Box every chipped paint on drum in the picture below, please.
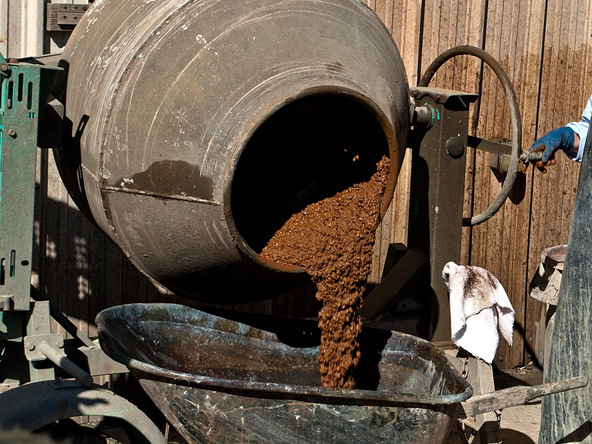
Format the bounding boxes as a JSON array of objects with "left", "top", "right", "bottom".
[{"left": 56, "top": 0, "right": 410, "bottom": 301}]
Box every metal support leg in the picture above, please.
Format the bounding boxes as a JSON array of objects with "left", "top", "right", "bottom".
[{"left": 409, "top": 88, "right": 478, "bottom": 343}]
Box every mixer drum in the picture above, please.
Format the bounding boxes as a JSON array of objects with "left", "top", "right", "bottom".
[{"left": 56, "top": 0, "right": 410, "bottom": 301}]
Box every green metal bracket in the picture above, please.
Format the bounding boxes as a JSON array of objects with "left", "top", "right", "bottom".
[
  {"left": 0, "top": 53, "right": 62, "bottom": 312},
  {"left": 0, "top": 54, "right": 10, "bottom": 79}
]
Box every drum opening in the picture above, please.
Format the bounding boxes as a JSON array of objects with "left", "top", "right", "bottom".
[{"left": 231, "top": 93, "right": 391, "bottom": 254}]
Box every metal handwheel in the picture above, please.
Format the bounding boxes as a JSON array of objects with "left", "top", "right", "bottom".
[{"left": 419, "top": 45, "right": 522, "bottom": 226}]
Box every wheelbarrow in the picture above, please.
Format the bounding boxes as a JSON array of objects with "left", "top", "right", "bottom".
[{"left": 96, "top": 304, "right": 586, "bottom": 444}]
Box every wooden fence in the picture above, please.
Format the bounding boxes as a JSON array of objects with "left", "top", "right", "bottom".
[
  {"left": 370, "top": 0, "right": 592, "bottom": 368},
  {"left": 3, "top": 0, "right": 591, "bottom": 369}
]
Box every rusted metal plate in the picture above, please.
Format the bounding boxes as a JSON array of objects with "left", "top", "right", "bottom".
[
  {"left": 97, "top": 304, "right": 472, "bottom": 443},
  {"left": 46, "top": 4, "right": 89, "bottom": 31}
]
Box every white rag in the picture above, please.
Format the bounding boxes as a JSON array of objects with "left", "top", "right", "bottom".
[{"left": 442, "top": 261, "right": 514, "bottom": 364}]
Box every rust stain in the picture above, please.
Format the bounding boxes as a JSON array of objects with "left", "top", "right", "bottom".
[{"left": 115, "top": 160, "right": 214, "bottom": 200}]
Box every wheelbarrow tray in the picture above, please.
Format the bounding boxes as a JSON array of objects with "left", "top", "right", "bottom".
[{"left": 96, "top": 303, "right": 472, "bottom": 444}]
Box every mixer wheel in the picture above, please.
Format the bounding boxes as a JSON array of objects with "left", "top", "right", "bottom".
[{"left": 419, "top": 45, "right": 522, "bottom": 226}]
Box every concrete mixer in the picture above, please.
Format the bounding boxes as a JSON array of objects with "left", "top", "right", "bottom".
[
  {"left": 2, "top": 1, "right": 584, "bottom": 443},
  {"left": 54, "top": 0, "right": 410, "bottom": 302}
]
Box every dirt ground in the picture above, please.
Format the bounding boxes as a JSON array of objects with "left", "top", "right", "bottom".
[{"left": 447, "top": 363, "right": 544, "bottom": 444}]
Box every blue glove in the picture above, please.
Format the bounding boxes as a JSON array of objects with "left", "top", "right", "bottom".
[{"left": 529, "top": 126, "right": 575, "bottom": 163}]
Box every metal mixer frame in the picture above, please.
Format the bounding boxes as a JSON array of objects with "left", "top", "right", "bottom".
[
  {"left": 0, "top": 40, "right": 582, "bottom": 444},
  {"left": 0, "top": 53, "right": 166, "bottom": 443}
]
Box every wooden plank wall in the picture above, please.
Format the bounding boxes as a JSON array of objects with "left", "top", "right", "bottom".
[
  {"left": 4, "top": 0, "right": 591, "bottom": 369},
  {"left": 368, "top": 0, "right": 592, "bottom": 368}
]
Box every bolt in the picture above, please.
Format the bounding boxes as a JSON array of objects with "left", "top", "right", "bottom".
[
  {"left": 414, "top": 105, "right": 436, "bottom": 128},
  {"left": 27, "top": 342, "right": 35, "bottom": 351},
  {"left": 445, "top": 136, "right": 465, "bottom": 158},
  {"left": 0, "top": 64, "right": 8, "bottom": 72},
  {"left": 7, "top": 129, "right": 16, "bottom": 138}
]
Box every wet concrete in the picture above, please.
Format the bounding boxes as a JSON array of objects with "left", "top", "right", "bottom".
[{"left": 261, "top": 158, "right": 390, "bottom": 388}]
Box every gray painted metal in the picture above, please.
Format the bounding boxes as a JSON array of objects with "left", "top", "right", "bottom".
[
  {"left": 539, "top": 112, "right": 592, "bottom": 443},
  {"left": 0, "top": 380, "right": 166, "bottom": 444},
  {"left": 55, "top": 0, "right": 410, "bottom": 302},
  {"left": 96, "top": 303, "right": 472, "bottom": 444}
]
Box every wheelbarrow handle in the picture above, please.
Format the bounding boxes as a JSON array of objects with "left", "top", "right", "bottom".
[{"left": 459, "top": 375, "right": 588, "bottom": 418}]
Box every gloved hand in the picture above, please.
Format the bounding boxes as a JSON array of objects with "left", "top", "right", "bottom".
[{"left": 526, "top": 126, "right": 575, "bottom": 172}]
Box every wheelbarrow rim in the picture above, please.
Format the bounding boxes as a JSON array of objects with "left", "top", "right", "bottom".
[{"left": 114, "top": 350, "right": 472, "bottom": 407}]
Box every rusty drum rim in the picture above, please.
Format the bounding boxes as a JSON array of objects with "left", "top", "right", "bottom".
[{"left": 223, "top": 86, "right": 402, "bottom": 275}]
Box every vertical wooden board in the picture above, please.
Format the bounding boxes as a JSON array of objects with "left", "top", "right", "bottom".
[
  {"left": 103, "top": 240, "right": 124, "bottom": 309},
  {"left": 459, "top": 1, "right": 487, "bottom": 267},
  {"left": 517, "top": 0, "right": 547, "bottom": 322},
  {"left": 518, "top": 0, "right": 546, "bottom": 150},
  {"left": 391, "top": 0, "right": 422, "bottom": 255},
  {"left": 392, "top": 148, "right": 412, "bottom": 244},
  {"left": 122, "top": 257, "right": 142, "bottom": 304},
  {"left": 530, "top": 0, "right": 572, "bottom": 297},
  {"left": 522, "top": 0, "right": 590, "bottom": 367},
  {"left": 508, "top": 0, "right": 544, "bottom": 368},
  {"left": 382, "top": 0, "right": 395, "bottom": 36},
  {"left": 388, "top": 0, "right": 422, "bottom": 251},
  {"left": 418, "top": 0, "right": 440, "bottom": 85},
  {"left": 2, "top": 0, "right": 45, "bottom": 57},
  {"left": 33, "top": 150, "right": 49, "bottom": 295},
  {"left": 0, "top": 0, "right": 8, "bottom": 56},
  {"left": 507, "top": 0, "right": 545, "bottom": 368},
  {"left": 373, "top": 0, "right": 388, "bottom": 32},
  {"left": 489, "top": 0, "right": 522, "bottom": 367},
  {"left": 470, "top": 148, "right": 491, "bottom": 268},
  {"left": 87, "top": 224, "right": 105, "bottom": 338},
  {"left": 368, "top": 0, "right": 420, "bottom": 284},
  {"left": 470, "top": 0, "right": 499, "bottom": 278},
  {"left": 436, "top": 0, "right": 451, "bottom": 87},
  {"left": 468, "top": 0, "right": 539, "bottom": 367},
  {"left": 65, "top": 195, "right": 92, "bottom": 336},
  {"left": 558, "top": 0, "right": 589, "bottom": 241},
  {"left": 364, "top": 0, "right": 377, "bottom": 12},
  {"left": 43, "top": 158, "right": 73, "bottom": 338},
  {"left": 477, "top": 1, "right": 499, "bottom": 299},
  {"left": 506, "top": 2, "right": 545, "bottom": 364},
  {"left": 393, "top": 0, "right": 423, "bottom": 86},
  {"left": 482, "top": 0, "right": 505, "bottom": 141}
]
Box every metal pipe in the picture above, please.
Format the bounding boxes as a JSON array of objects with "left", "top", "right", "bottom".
[
  {"left": 37, "top": 341, "right": 93, "bottom": 387},
  {"left": 418, "top": 45, "right": 522, "bottom": 226}
]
